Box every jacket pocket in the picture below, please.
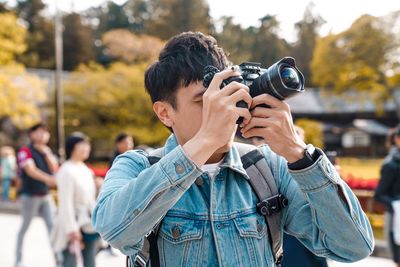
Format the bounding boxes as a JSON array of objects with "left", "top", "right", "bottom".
[
  {"left": 233, "top": 213, "right": 273, "bottom": 267},
  {"left": 158, "top": 216, "right": 204, "bottom": 267}
]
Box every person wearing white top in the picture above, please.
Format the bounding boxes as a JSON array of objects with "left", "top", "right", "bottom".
[{"left": 51, "top": 133, "right": 99, "bottom": 267}]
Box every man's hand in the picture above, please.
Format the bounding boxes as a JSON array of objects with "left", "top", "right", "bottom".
[
  {"left": 183, "top": 69, "right": 252, "bottom": 166},
  {"left": 34, "top": 144, "right": 59, "bottom": 173},
  {"left": 240, "top": 94, "right": 306, "bottom": 163}
]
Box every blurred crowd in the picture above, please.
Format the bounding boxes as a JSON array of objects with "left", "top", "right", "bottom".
[{"left": 0, "top": 122, "right": 139, "bottom": 267}]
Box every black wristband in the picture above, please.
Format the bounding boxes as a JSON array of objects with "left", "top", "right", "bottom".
[{"left": 288, "top": 145, "right": 320, "bottom": 170}]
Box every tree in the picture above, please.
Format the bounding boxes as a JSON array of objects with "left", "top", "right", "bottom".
[
  {"left": 215, "top": 17, "right": 253, "bottom": 64},
  {"left": 124, "top": 0, "right": 153, "bottom": 33},
  {"left": 295, "top": 118, "right": 324, "bottom": 148},
  {"left": 250, "top": 15, "right": 290, "bottom": 66},
  {"left": 16, "top": 0, "right": 55, "bottom": 68},
  {"left": 0, "top": 64, "right": 47, "bottom": 128},
  {"left": 63, "top": 13, "right": 95, "bottom": 70},
  {"left": 101, "top": 29, "right": 164, "bottom": 64},
  {"left": 311, "top": 14, "right": 399, "bottom": 116},
  {"left": 291, "top": 3, "right": 325, "bottom": 86},
  {"left": 16, "top": 0, "right": 45, "bottom": 32},
  {"left": 0, "top": 12, "right": 26, "bottom": 65},
  {"left": 85, "top": 1, "right": 130, "bottom": 34},
  {"left": 312, "top": 15, "right": 394, "bottom": 92},
  {"left": 63, "top": 63, "right": 170, "bottom": 151},
  {"left": 144, "top": 0, "right": 214, "bottom": 40},
  {"left": 0, "top": 2, "right": 9, "bottom": 12}
]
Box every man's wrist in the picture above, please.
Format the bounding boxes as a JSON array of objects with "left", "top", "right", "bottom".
[
  {"left": 285, "top": 142, "right": 306, "bottom": 164},
  {"left": 182, "top": 135, "right": 218, "bottom": 166}
]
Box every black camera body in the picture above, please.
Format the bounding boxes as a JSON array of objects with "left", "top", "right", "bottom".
[{"left": 203, "top": 57, "right": 305, "bottom": 110}]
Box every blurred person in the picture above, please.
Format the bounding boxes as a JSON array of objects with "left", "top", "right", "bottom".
[
  {"left": 104, "top": 133, "right": 134, "bottom": 256},
  {"left": 135, "top": 144, "right": 155, "bottom": 154},
  {"left": 109, "top": 133, "right": 134, "bottom": 167},
  {"left": 375, "top": 126, "right": 400, "bottom": 267},
  {"left": 1, "top": 146, "right": 17, "bottom": 201},
  {"left": 384, "top": 126, "right": 398, "bottom": 164},
  {"left": 92, "top": 32, "right": 373, "bottom": 266},
  {"left": 51, "top": 133, "right": 100, "bottom": 267},
  {"left": 15, "top": 123, "right": 58, "bottom": 267}
]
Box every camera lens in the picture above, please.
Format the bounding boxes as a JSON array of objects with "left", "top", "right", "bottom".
[{"left": 280, "top": 67, "right": 300, "bottom": 89}]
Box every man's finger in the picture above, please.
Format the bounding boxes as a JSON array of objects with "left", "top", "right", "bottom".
[
  {"left": 251, "top": 107, "right": 279, "bottom": 118},
  {"left": 241, "top": 117, "right": 276, "bottom": 133},
  {"left": 235, "top": 107, "right": 252, "bottom": 125},
  {"left": 241, "top": 127, "right": 266, "bottom": 139},
  {"left": 228, "top": 88, "right": 252, "bottom": 108},
  {"left": 220, "top": 81, "right": 250, "bottom": 96},
  {"left": 207, "top": 69, "right": 241, "bottom": 92},
  {"left": 250, "top": 94, "right": 283, "bottom": 109}
]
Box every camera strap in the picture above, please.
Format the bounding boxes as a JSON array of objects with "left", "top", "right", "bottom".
[{"left": 129, "top": 143, "right": 287, "bottom": 267}]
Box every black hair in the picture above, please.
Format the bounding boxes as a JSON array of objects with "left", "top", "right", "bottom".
[
  {"left": 65, "top": 132, "right": 89, "bottom": 160},
  {"left": 144, "top": 31, "right": 230, "bottom": 109},
  {"left": 115, "top": 133, "right": 130, "bottom": 144},
  {"left": 28, "top": 123, "right": 47, "bottom": 134}
]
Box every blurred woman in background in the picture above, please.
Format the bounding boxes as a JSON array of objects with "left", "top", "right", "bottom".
[{"left": 51, "top": 132, "right": 99, "bottom": 267}]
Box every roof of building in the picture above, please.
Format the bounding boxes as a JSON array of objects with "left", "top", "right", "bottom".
[{"left": 286, "top": 88, "right": 398, "bottom": 114}]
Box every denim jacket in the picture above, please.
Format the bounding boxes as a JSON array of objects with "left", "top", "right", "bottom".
[{"left": 92, "top": 135, "right": 374, "bottom": 266}]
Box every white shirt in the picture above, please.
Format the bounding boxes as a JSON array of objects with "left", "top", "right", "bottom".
[
  {"left": 201, "top": 158, "right": 224, "bottom": 179},
  {"left": 51, "top": 160, "right": 96, "bottom": 251}
]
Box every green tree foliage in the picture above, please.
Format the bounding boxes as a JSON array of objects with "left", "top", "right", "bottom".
[
  {"left": 101, "top": 29, "right": 164, "bottom": 64},
  {"left": 0, "top": 12, "right": 26, "bottom": 65},
  {"left": 0, "top": 64, "right": 47, "bottom": 128},
  {"left": 250, "top": 15, "right": 290, "bottom": 66},
  {"left": 295, "top": 118, "right": 324, "bottom": 148},
  {"left": 63, "top": 13, "right": 95, "bottom": 70},
  {"left": 124, "top": 0, "right": 152, "bottom": 33},
  {"left": 135, "top": 0, "right": 214, "bottom": 40},
  {"left": 16, "top": 0, "right": 55, "bottom": 68},
  {"left": 86, "top": 1, "right": 130, "bottom": 35},
  {"left": 215, "top": 17, "right": 253, "bottom": 64},
  {"left": 291, "top": 3, "right": 325, "bottom": 86},
  {"left": 63, "top": 63, "right": 170, "bottom": 149}
]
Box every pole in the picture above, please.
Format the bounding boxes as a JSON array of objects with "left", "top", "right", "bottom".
[{"left": 55, "top": 1, "right": 65, "bottom": 161}]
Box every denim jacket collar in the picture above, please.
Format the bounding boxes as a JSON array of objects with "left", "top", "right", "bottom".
[{"left": 164, "top": 134, "right": 249, "bottom": 179}]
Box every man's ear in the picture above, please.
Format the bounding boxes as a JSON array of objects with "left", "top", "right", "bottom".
[{"left": 153, "top": 101, "right": 174, "bottom": 128}]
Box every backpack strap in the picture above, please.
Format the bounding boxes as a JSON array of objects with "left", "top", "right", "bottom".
[
  {"left": 128, "top": 148, "right": 164, "bottom": 267},
  {"left": 235, "top": 142, "right": 288, "bottom": 267}
]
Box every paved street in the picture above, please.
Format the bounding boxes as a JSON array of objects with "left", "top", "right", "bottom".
[{"left": 0, "top": 213, "right": 394, "bottom": 267}]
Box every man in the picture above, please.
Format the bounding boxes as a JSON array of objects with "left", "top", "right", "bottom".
[
  {"left": 109, "top": 133, "right": 134, "bottom": 167},
  {"left": 93, "top": 32, "right": 374, "bottom": 266},
  {"left": 15, "top": 123, "right": 58, "bottom": 267}
]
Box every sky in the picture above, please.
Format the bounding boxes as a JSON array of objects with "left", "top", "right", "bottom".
[{"left": 7, "top": 0, "right": 400, "bottom": 42}]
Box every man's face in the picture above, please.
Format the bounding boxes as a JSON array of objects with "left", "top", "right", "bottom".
[
  {"left": 30, "top": 127, "right": 50, "bottom": 145},
  {"left": 117, "top": 136, "right": 134, "bottom": 153},
  {"left": 169, "top": 81, "right": 235, "bottom": 153}
]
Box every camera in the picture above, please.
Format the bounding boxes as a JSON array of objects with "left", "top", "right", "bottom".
[{"left": 203, "top": 57, "right": 305, "bottom": 123}]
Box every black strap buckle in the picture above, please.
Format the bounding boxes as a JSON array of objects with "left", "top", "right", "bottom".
[
  {"left": 275, "top": 253, "right": 284, "bottom": 267},
  {"left": 257, "top": 194, "right": 288, "bottom": 216},
  {"left": 134, "top": 253, "right": 147, "bottom": 267}
]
